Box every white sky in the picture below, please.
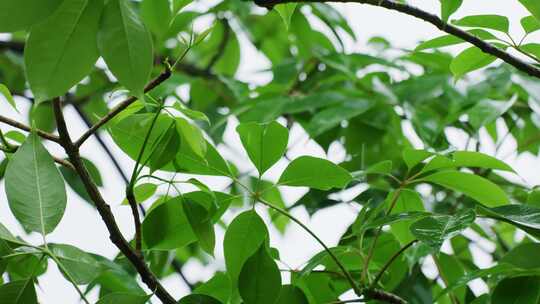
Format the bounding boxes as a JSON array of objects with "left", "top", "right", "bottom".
[{"left": 1, "top": 1, "right": 539, "bottom": 303}]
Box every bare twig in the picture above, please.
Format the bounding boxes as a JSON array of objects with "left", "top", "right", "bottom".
[
  {"left": 0, "top": 144, "right": 74, "bottom": 170},
  {"left": 370, "top": 240, "right": 417, "bottom": 287},
  {"left": 0, "top": 115, "right": 61, "bottom": 143}
]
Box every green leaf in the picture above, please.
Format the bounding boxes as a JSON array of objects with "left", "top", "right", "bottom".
[
  {"left": 275, "top": 285, "right": 309, "bottom": 304},
  {"left": 466, "top": 95, "right": 516, "bottom": 130},
  {"left": 238, "top": 245, "right": 282, "bottom": 304},
  {"left": 223, "top": 210, "right": 268, "bottom": 287},
  {"left": 453, "top": 14, "right": 509, "bottom": 32},
  {"left": 278, "top": 156, "right": 352, "bottom": 190},
  {"left": 148, "top": 123, "right": 181, "bottom": 172},
  {"left": 193, "top": 272, "right": 231, "bottom": 304},
  {"left": 450, "top": 46, "right": 498, "bottom": 79},
  {"left": 402, "top": 148, "right": 433, "bottom": 170},
  {"left": 451, "top": 151, "right": 514, "bottom": 172},
  {"left": 275, "top": 3, "right": 297, "bottom": 30},
  {"left": 0, "top": 0, "right": 63, "bottom": 33},
  {"left": 521, "top": 43, "right": 540, "bottom": 60},
  {"left": 236, "top": 121, "right": 289, "bottom": 176},
  {"left": 142, "top": 197, "right": 196, "bottom": 250},
  {"left": 477, "top": 204, "right": 540, "bottom": 238},
  {"left": 141, "top": 0, "right": 172, "bottom": 38},
  {"left": 410, "top": 209, "right": 475, "bottom": 250},
  {"left": 492, "top": 276, "right": 540, "bottom": 304},
  {"left": 365, "top": 160, "right": 393, "bottom": 175},
  {"left": 5, "top": 133, "right": 67, "bottom": 235},
  {"left": 24, "top": 0, "right": 103, "bottom": 102},
  {"left": 390, "top": 189, "right": 426, "bottom": 245},
  {"left": 96, "top": 292, "right": 151, "bottom": 304},
  {"left": 0, "top": 84, "right": 17, "bottom": 112},
  {"left": 415, "top": 29, "right": 496, "bottom": 51},
  {"left": 122, "top": 183, "right": 157, "bottom": 205},
  {"left": 183, "top": 198, "right": 216, "bottom": 255},
  {"left": 521, "top": 16, "right": 540, "bottom": 33},
  {"left": 440, "top": 0, "right": 462, "bottom": 22},
  {"left": 49, "top": 243, "right": 100, "bottom": 284},
  {"left": 176, "top": 117, "right": 206, "bottom": 158},
  {"left": 501, "top": 242, "right": 540, "bottom": 269},
  {"left": 306, "top": 98, "right": 374, "bottom": 137},
  {"left": 421, "top": 171, "right": 509, "bottom": 206},
  {"left": 519, "top": 0, "right": 540, "bottom": 23},
  {"left": 98, "top": 0, "right": 153, "bottom": 96},
  {"left": 0, "top": 279, "right": 37, "bottom": 304},
  {"left": 60, "top": 158, "right": 103, "bottom": 203},
  {"left": 178, "top": 294, "right": 223, "bottom": 304}
]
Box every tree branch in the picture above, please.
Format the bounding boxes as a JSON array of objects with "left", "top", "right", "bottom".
[
  {"left": 51, "top": 98, "right": 176, "bottom": 304},
  {"left": 75, "top": 66, "right": 172, "bottom": 147},
  {"left": 0, "top": 144, "right": 75, "bottom": 170},
  {"left": 126, "top": 190, "right": 142, "bottom": 254},
  {"left": 252, "top": 0, "right": 540, "bottom": 79},
  {"left": 0, "top": 115, "right": 61, "bottom": 143}
]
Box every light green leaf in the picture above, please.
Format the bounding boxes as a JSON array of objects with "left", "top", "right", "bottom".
[
  {"left": 453, "top": 14, "right": 509, "bottom": 32},
  {"left": 5, "top": 133, "right": 67, "bottom": 235},
  {"left": 365, "top": 160, "right": 393, "bottom": 175},
  {"left": 422, "top": 171, "right": 509, "bottom": 206},
  {"left": 96, "top": 292, "right": 151, "bottom": 304},
  {"left": 122, "top": 183, "right": 157, "bottom": 205},
  {"left": 141, "top": 0, "right": 171, "bottom": 38},
  {"left": 390, "top": 189, "right": 425, "bottom": 245},
  {"left": 176, "top": 117, "right": 206, "bottom": 158},
  {"left": 492, "top": 276, "right": 540, "bottom": 304},
  {"left": 450, "top": 46, "right": 499, "bottom": 79},
  {"left": 402, "top": 148, "right": 433, "bottom": 170},
  {"left": 237, "top": 121, "right": 289, "bottom": 176},
  {"left": 415, "top": 29, "right": 496, "bottom": 51},
  {"left": 174, "top": 103, "right": 210, "bottom": 124},
  {"left": 193, "top": 272, "right": 231, "bottom": 304},
  {"left": 306, "top": 99, "right": 374, "bottom": 137},
  {"left": 142, "top": 197, "right": 196, "bottom": 250},
  {"left": 275, "top": 3, "right": 297, "bottom": 30},
  {"left": 0, "top": 0, "right": 63, "bottom": 33},
  {"left": 98, "top": 0, "right": 153, "bottom": 96},
  {"left": 275, "top": 285, "right": 309, "bottom": 304},
  {"left": 451, "top": 151, "right": 514, "bottom": 172},
  {"left": 521, "top": 43, "right": 540, "bottom": 60},
  {"left": 519, "top": 0, "right": 540, "bottom": 23},
  {"left": 147, "top": 123, "right": 181, "bottom": 172},
  {"left": 466, "top": 95, "right": 516, "bottom": 130},
  {"left": 49, "top": 243, "right": 101, "bottom": 284},
  {"left": 173, "top": 0, "right": 193, "bottom": 14},
  {"left": 223, "top": 210, "right": 268, "bottom": 287},
  {"left": 410, "top": 209, "right": 475, "bottom": 250},
  {"left": 24, "top": 0, "right": 103, "bottom": 102},
  {"left": 0, "top": 84, "right": 17, "bottom": 112},
  {"left": 239, "top": 245, "right": 282, "bottom": 304},
  {"left": 178, "top": 294, "right": 223, "bottom": 304},
  {"left": 521, "top": 16, "right": 540, "bottom": 33},
  {"left": 279, "top": 156, "right": 352, "bottom": 190},
  {"left": 440, "top": 0, "right": 462, "bottom": 22},
  {"left": 0, "top": 279, "right": 37, "bottom": 304},
  {"left": 183, "top": 198, "right": 216, "bottom": 255},
  {"left": 477, "top": 204, "right": 540, "bottom": 238}
]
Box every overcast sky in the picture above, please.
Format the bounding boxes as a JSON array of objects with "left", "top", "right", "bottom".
[{"left": 1, "top": 1, "right": 539, "bottom": 303}]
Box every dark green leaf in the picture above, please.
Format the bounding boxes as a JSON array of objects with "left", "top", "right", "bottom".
[
  {"left": 278, "top": 156, "right": 352, "bottom": 190},
  {"left": 275, "top": 285, "right": 309, "bottom": 304},
  {"left": 0, "top": 0, "right": 62, "bottom": 32},
  {"left": 0, "top": 279, "right": 37, "bottom": 304},
  {"left": 96, "top": 292, "right": 150, "bottom": 304},
  {"left": 478, "top": 205, "right": 540, "bottom": 238},
  {"left": 492, "top": 276, "right": 540, "bottom": 304},
  {"left": 183, "top": 198, "right": 216, "bottom": 255},
  {"left": 410, "top": 209, "right": 475, "bottom": 250},
  {"left": 193, "top": 272, "right": 231, "bottom": 304},
  {"left": 49, "top": 243, "right": 101, "bottom": 284},
  {"left": 141, "top": 0, "right": 171, "bottom": 38},
  {"left": 238, "top": 245, "right": 282, "bottom": 304},
  {"left": 178, "top": 294, "right": 223, "bottom": 304},
  {"left": 274, "top": 3, "right": 297, "bottom": 30}
]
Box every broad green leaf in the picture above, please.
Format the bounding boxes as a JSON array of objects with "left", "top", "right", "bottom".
[
  {"left": 521, "top": 16, "right": 540, "bottom": 33},
  {"left": 223, "top": 210, "right": 268, "bottom": 286},
  {"left": 278, "top": 156, "right": 352, "bottom": 190},
  {"left": 176, "top": 117, "right": 206, "bottom": 158},
  {"left": 420, "top": 155, "right": 455, "bottom": 173},
  {"left": 451, "top": 151, "right": 514, "bottom": 172},
  {"left": 410, "top": 209, "right": 475, "bottom": 250},
  {"left": 492, "top": 276, "right": 540, "bottom": 304},
  {"left": 415, "top": 29, "right": 496, "bottom": 51},
  {"left": 236, "top": 121, "right": 289, "bottom": 176},
  {"left": 183, "top": 198, "right": 215, "bottom": 255},
  {"left": 193, "top": 272, "right": 231, "bottom": 304},
  {"left": 5, "top": 133, "right": 67, "bottom": 235},
  {"left": 142, "top": 197, "right": 196, "bottom": 250},
  {"left": 122, "top": 183, "right": 157, "bottom": 205},
  {"left": 178, "top": 294, "right": 223, "bottom": 304},
  {"left": 49, "top": 243, "right": 100, "bottom": 284},
  {"left": 275, "top": 3, "right": 297, "bottom": 30},
  {"left": 450, "top": 46, "right": 498, "bottom": 79},
  {"left": 402, "top": 148, "right": 433, "bottom": 169},
  {"left": 0, "top": 279, "right": 37, "bottom": 304},
  {"left": 365, "top": 160, "right": 392, "bottom": 175},
  {"left": 436, "top": 253, "right": 467, "bottom": 302},
  {"left": 501, "top": 243, "right": 540, "bottom": 269},
  {"left": 478, "top": 205, "right": 540, "bottom": 238},
  {"left": 521, "top": 43, "right": 540, "bottom": 60},
  {"left": 96, "top": 293, "right": 151, "bottom": 304},
  {"left": 466, "top": 95, "right": 516, "bottom": 130},
  {"left": 0, "top": 0, "right": 62, "bottom": 32},
  {"left": 24, "top": 0, "right": 103, "bottom": 102},
  {"left": 422, "top": 171, "right": 508, "bottom": 206},
  {"left": 174, "top": 0, "right": 193, "bottom": 14},
  {"left": 440, "top": 0, "right": 462, "bottom": 22},
  {"left": 238, "top": 245, "right": 282, "bottom": 304},
  {"left": 275, "top": 285, "right": 309, "bottom": 304},
  {"left": 519, "top": 0, "right": 540, "bottom": 23},
  {"left": 148, "top": 123, "right": 181, "bottom": 172},
  {"left": 174, "top": 140, "right": 232, "bottom": 176},
  {"left": 0, "top": 84, "right": 17, "bottom": 112},
  {"left": 98, "top": 0, "right": 153, "bottom": 96},
  {"left": 141, "top": 0, "right": 172, "bottom": 38},
  {"left": 453, "top": 14, "right": 509, "bottom": 32},
  {"left": 390, "top": 189, "right": 425, "bottom": 245}
]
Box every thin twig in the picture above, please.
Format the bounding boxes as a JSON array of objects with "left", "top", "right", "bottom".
[
  {"left": 0, "top": 115, "right": 61, "bottom": 143},
  {"left": 370, "top": 239, "right": 417, "bottom": 287},
  {"left": 0, "top": 144, "right": 74, "bottom": 170}
]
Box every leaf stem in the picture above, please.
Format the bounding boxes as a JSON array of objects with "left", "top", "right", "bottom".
[{"left": 370, "top": 239, "right": 417, "bottom": 288}]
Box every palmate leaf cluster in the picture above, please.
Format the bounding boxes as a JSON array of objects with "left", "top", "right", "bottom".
[{"left": 1, "top": 0, "right": 540, "bottom": 303}]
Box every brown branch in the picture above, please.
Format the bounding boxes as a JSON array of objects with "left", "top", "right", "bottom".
[
  {"left": 126, "top": 190, "right": 142, "bottom": 254},
  {"left": 363, "top": 288, "right": 407, "bottom": 304},
  {"left": 0, "top": 144, "right": 74, "bottom": 170},
  {"left": 0, "top": 115, "right": 61, "bottom": 143},
  {"left": 51, "top": 99, "right": 176, "bottom": 304},
  {"left": 253, "top": 0, "right": 540, "bottom": 79},
  {"left": 75, "top": 66, "right": 172, "bottom": 147}
]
